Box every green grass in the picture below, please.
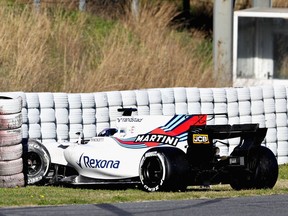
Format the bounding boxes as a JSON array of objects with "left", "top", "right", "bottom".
[
  {"left": 279, "top": 164, "right": 288, "bottom": 179},
  {"left": 1, "top": 165, "right": 288, "bottom": 208}
]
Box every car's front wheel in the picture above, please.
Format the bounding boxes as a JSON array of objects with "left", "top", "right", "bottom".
[
  {"left": 139, "top": 147, "right": 189, "bottom": 192},
  {"left": 23, "top": 139, "right": 51, "bottom": 185}
]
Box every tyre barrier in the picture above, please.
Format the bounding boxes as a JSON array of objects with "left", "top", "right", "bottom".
[
  {"left": 0, "top": 96, "right": 24, "bottom": 188},
  {"left": 1, "top": 85, "right": 288, "bottom": 165}
]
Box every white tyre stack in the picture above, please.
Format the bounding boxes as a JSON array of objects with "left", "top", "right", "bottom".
[
  {"left": 68, "top": 93, "right": 82, "bottom": 141},
  {"left": 94, "top": 92, "right": 108, "bottom": 108},
  {"left": 148, "top": 89, "right": 162, "bottom": 115},
  {"left": 137, "top": 105, "right": 150, "bottom": 116},
  {"left": 200, "top": 88, "right": 214, "bottom": 125},
  {"left": 95, "top": 107, "right": 109, "bottom": 123},
  {"left": 69, "top": 103, "right": 83, "bottom": 142},
  {"left": 40, "top": 97, "right": 56, "bottom": 142},
  {"left": 83, "top": 124, "right": 96, "bottom": 139},
  {"left": 0, "top": 96, "right": 25, "bottom": 188},
  {"left": 81, "top": 93, "right": 95, "bottom": 109},
  {"left": 161, "top": 88, "right": 175, "bottom": 116},
  {"left": 37, "top": 92, "right": 56, "bottom": 142},
  {"left": 238, "top": 101, "right": 251, "bottom": 118},
  {"left": 226, "top": 88, "right": 239, "bottom": 127},
  {"left": 82, "top": 108, "right": 96, "bottom": 125},
  {"left": 160, "top": 88, "right": 174, "bottom": 104},
  {"left": 107, "top": 91, "right": 122, "bottom": 126},
  {"left": 28, "top": 123, "right": 41, "bottom": 140},
  {"left": 82, "top": 108, "right": 96, "bottom": 138},
  {"left": 69, "top": 124, "right": 83, "bottom": 142},
  {"left": 174, "top": 87, "right": 188, "bottom": 114},
  {"left": 250, "top": 87, "right": 265, "bottom": 129},
  {"left": 135, "top": 90, "right": 150, "bottom": 115},
  {"left": 266, "top": 126, "right": 277, "bottom": 164},
  {"left": 120, "top": 90, "right": 137, "bottom": 116},
  {"left": 81, "top": 93, "right": 96, "bottom": 140},
  {"left": 263, "top": 86, "right": 276, "bottom": 130},
  {"left": 109, "top": 106, "right": 124, "bottom": 122},
  {"left": 69, "top": 102, "right": 83, "bottom": 124},
  {"left": 226, "top": 88, "right": 240, "bottom": 153},
  {"left": 237, "top": 88, "right": 252, "bottom": 124},
  {"left": 263, "top": 86, "right": 276, "bottom": 124},
  {"left": 54, "top": 93, "right": 69, "bottom": 141},
  {"left": 26, "top": 93, "right": 40, "bottom": 140},
  {"left": 274, "top": 86, "right": 288, "bottom": 163},
  {"left": 56, "top": 124, "right": 69, "bottom": 141},
  {"left": 38, "top": 93, "right": 56, "bottom": 143},
  {"left": 213, "top": 88, "right": 228, "bottom": 125},
  {"left": 121, "top": 90, "right": 137, "bottom": 107},
  {"left": 94, "top": 92, "right": 109, "bottom": 135},
  {"left": 175, "top": 102, "right": 188, "bottom": 115},
  {"left": 68, "top": 93, "right": 82, "bottom": 109},
  {"left": 38, "top": 92, "right": 54, "bottom": 109},
  {"left": 211, "top": 88, "right": 228, "bottom": 154},
  {"left": 186, "top": 88, "right": 201, "bottom": 115},
  {"left": 162, "top": 103, "right": 175, "bottom": 116},
  {"left": 96, "top": 122, "right": 110, "bottom": 135}
]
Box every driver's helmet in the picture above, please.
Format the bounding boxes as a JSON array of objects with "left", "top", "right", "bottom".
[{"left": 98, "top": 128, "right": 118, "bottom": 137}]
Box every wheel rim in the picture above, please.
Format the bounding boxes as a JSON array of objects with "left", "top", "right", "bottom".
[
  {"left": 142, "top": 157, "right": 163, "bottom": 188},
  {"left": 27, "top": 152, "right": 42, "bottom": 176}
]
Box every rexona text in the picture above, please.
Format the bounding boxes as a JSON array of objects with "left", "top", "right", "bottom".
[
  {"left": 135, "top": 134, "right": 179, "bottom": 146},
  {"left": 77, "top": 154, "right": 120, "bottom": 169}
]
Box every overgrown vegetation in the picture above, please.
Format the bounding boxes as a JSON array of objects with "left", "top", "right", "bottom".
[
  {"left": 1, "top": 0, "right": 288, "bottom": 92},
  {"left": 0, "top": 0, "right": 213, "bottom": 93},
  {"left": 0, "top": 0, "right": 287, "bottom": 92}
]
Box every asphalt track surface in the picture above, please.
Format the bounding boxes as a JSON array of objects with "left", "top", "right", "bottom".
[{"left": 1, "top": 194, "right": 288, "bottom": 216}]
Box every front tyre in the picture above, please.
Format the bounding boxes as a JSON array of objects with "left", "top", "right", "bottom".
[
  {"left": 139, "top": 147, "right": 189, "bottom": 192},
  {"left": 23, "top": 139, "right": 51, "bottom": 185}
]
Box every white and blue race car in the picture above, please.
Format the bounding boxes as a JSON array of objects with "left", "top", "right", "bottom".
[{"left": 24, "top": 108, "right": 278, "bottom": 192}]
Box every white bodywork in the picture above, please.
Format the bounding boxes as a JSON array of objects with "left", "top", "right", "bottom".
[{"left": 43, "top": 114, "right": 206, "bottom": 180}]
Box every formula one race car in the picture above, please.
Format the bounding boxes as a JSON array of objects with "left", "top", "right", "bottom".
[{"left": 23, "top": 108, "right": 278, "bottom": 192}]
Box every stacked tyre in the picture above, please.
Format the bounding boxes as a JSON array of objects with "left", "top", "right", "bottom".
[{"left": 0, "top": 96, "right": 25, "bottom": 187}]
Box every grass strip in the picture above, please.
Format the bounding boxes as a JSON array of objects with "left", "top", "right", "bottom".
[{"left": 1, "top": 165, "right": 288, "bottom": 207}]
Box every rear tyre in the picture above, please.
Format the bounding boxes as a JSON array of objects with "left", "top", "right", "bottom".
[
  {"left": 139, "top": 147, "right": 189, "bottom": 192},
  {"left": 23, "top": 139, "right": 51, "bottom": 185},
  {"left": 253, "top": 146, "right": 278, "bottom": 189},
  {"left": 230, "top": 146, "right": 278, "bottom": 190}
]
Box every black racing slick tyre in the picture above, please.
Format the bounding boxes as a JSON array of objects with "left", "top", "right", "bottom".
[
  {"left": 230, "top": 146, "right": 278, "bottom": 190},
  {"left": 139, "top": 147, "right": 189, "bottom": 192},
  {"left": 23, "top": 139, "right": 51, "bottom": 185},
  {"left": 253, "top": 146, "right": 278, "bottom": 189}
]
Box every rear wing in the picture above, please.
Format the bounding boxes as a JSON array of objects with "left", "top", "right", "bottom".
[{"left": 188, "top": 124, "right": 267, "bottom": 149}]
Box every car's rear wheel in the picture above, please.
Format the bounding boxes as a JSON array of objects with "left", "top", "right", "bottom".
[
  {"left": 230, "top": 146, "right": 278, "bottom": 190},
  {"left": 139, "top": 147, "right": 189, "bottom": 192},
  {"left": 253, "top": 146, "right": 278, "bottom": 189}
]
